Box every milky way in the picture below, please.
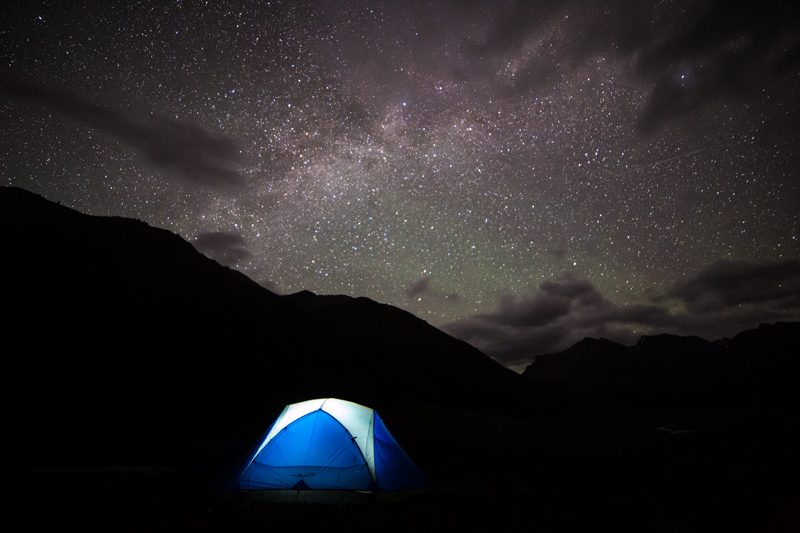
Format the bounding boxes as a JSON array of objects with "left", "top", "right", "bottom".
[{"left": 2, "top": 1, "right": 799, "bottom": 368}]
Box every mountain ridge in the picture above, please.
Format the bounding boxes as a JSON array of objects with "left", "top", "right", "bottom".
[
  {"left": 523, "top": 322, "right": 800, "bottom": 406},
  {"left": 0, "top": 185, "right": 519, "bottom": 471}
]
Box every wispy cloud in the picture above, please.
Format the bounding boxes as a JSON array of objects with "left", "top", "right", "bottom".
[
  {"left": 193, "top": 231, "right": 251, "bottom": 266},
  {"left": 0, "top": 78, "right": 245, "bottom": 189},
  {"left": 464, "top": 1, "right": 800, "bottom": 132},
  {"left": 444, "top": 260, "right": 800, "bottom": 366},
  {"left": 404, "top": 275, "right": 460, "bottom": 303}
]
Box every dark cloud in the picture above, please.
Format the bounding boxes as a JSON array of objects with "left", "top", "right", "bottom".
[
  {"left": 466, "top": 0, "right": 800, "bottom": 131},
  {"left": 404, "top": 275, "right": 460, "bottom": 303},
  {"left": 0, "top": 78, "right": 244, "bottom": 189},
  {"left": 193, "top": 231, "right": 251, "bottom": 266},
  {"left": 444, "top": 263, "right": 800, "bottom": 366},
  {"left": 488, "top": 274, "right": 607, "bottom": 328},
  {"left": 443, "top": 274, "right": 640, "bottom": 365},
  {"left": 405, "top": 276, "right": 431, "bottom": 299},
  {"left": 259, "top": 279, "right": 280, "bottom": 293},
  {"left": 492, "top": 291, "right": 571, "bottom": 328},
  {"left": 468, "top": 1, "right": 561, "bottom": 59},
  {"left": 635, "top": 2, "right": 800, "bottom": 131},
  {"left": 665, "top": 259, "right": 800, "bottom": 313},
  {"left": 444, "top": 315, "right": 572, "bottom": 367}
]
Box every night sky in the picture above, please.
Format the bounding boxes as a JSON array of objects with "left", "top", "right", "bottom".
[{"left": 2, "top": 1, "right": 799, "bottom": 369}]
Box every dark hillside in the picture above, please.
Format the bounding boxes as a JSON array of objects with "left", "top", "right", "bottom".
[
  {"left": 523, "top": 324, "right": 800, "bottom": 408},
  {"left": 0, "top": 186, "right": 520, "bottom": 473},
  {"left": 2, "top": 186, "right": 799, "bottom": 531}
]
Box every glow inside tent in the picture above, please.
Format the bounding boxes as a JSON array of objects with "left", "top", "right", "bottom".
[{"left": 236, "top": 398, "right": 427, "bottom": 492}]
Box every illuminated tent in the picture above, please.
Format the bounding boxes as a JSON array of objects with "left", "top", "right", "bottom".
[{"left": 235, "top": 398, "right": 427, "bottom": 492}]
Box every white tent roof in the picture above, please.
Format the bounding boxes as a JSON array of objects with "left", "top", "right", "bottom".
[{"left": 252, "top": 398, "right": 376, "bottom": 477}]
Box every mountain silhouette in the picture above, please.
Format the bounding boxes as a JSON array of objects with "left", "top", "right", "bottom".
[
  {"left": 0, "top": 186, "right": 518, "bottom": 471},
  {"left": 3, "top": 186, "right": 800, "bottom": 532},
  {"left": 523, "top": 323, "right": 800, "bottom": 407}
]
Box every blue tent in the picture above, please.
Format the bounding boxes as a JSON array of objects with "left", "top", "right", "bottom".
[{"left": 236, "top": 398, "right": 427, "bottom": 492}]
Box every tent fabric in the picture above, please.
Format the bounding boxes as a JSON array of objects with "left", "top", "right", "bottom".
[
  {"left": 373, "top": 412, "right": 429, "bottom": 491},
  {"left": 236, "top": 398, "right": 426, "bottom": 492}
]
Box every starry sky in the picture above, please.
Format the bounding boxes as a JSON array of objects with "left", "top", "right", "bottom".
[{"left": 2, "top": 1, "right": 799, "bottom": 369}]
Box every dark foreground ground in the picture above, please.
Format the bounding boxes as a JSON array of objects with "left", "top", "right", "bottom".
[{"left": 3, "top": 402, "right": 798, "bottom": 532}]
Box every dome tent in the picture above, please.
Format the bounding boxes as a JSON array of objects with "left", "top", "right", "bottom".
[{"left": 235, "top": 398, "right": 427, "bottom": 492}]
